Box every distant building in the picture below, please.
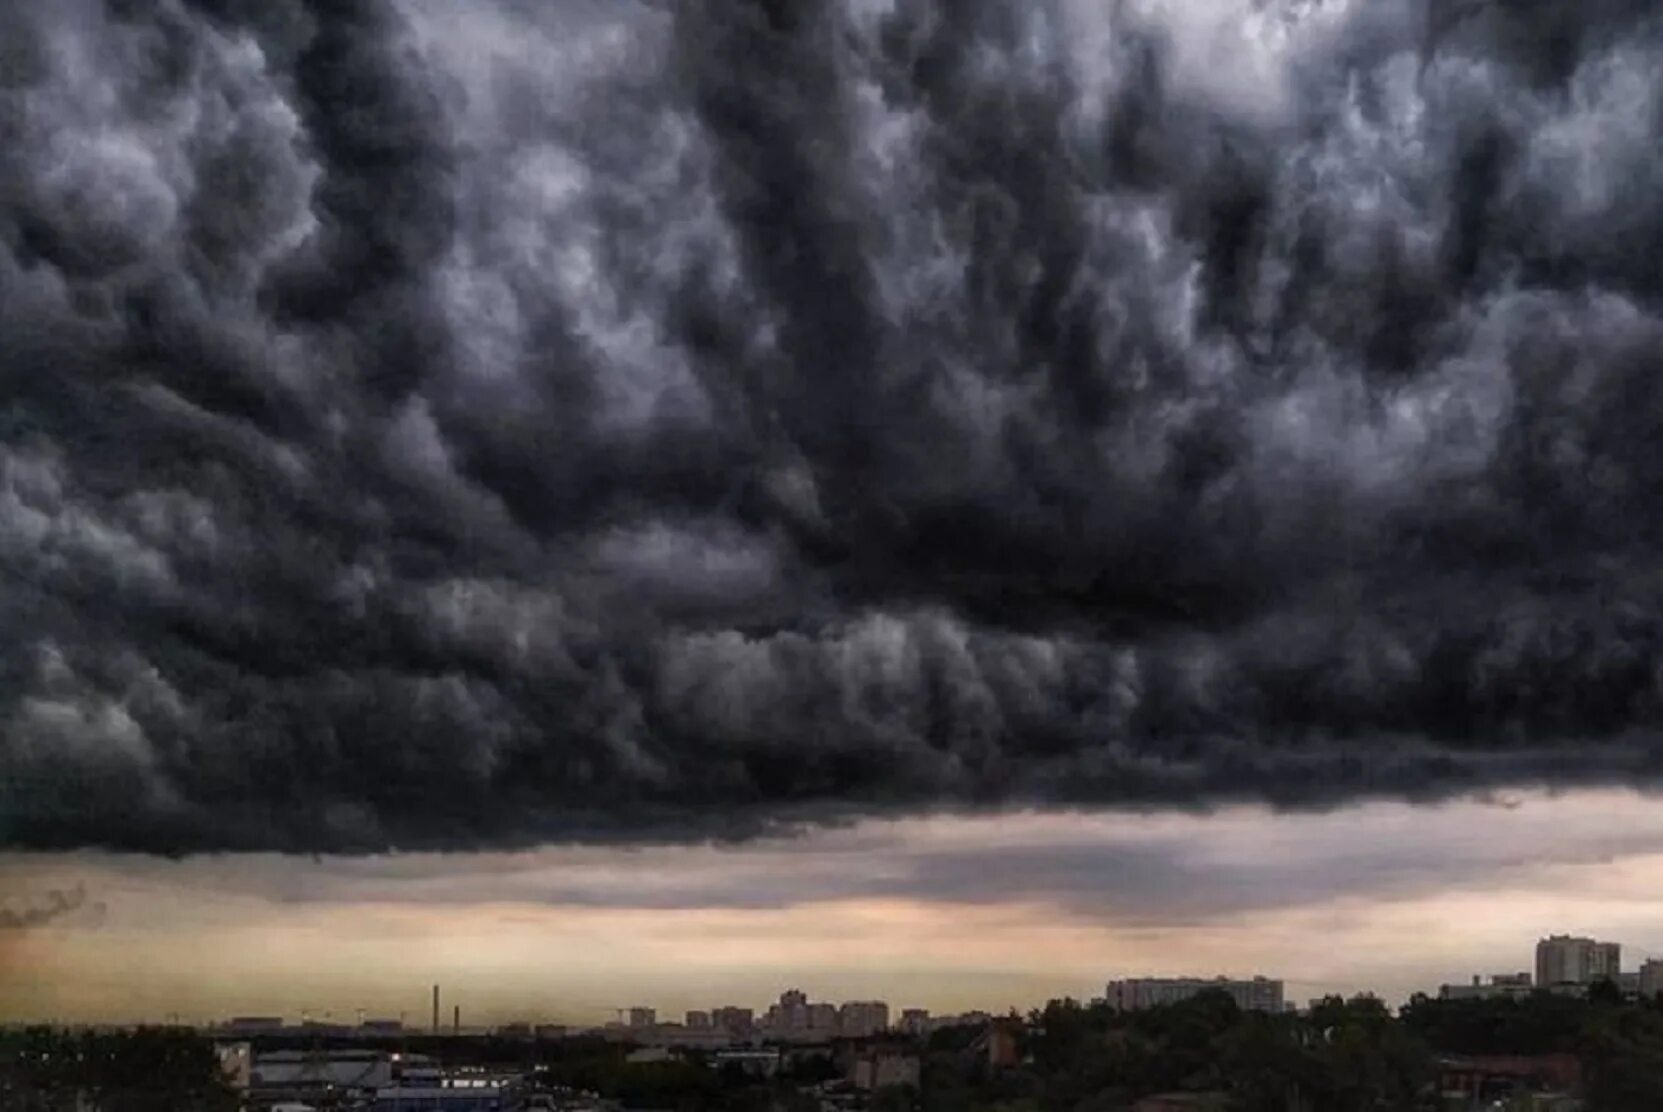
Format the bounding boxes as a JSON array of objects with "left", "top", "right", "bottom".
[
  {"left": 896, "top": 1009, "right": 930, "bottom": 1037},
  {"left": 1439, "top": 973, "right": 1534, "bottom": 1001},
  {"left": 1641, "top": 959, "right": 1663, "bottom": 1000},
  {"left": 1106, "top": 977, "right": 1284, "bottom": 1013},
  {"left": 1617, "top": 972, "right": 1642, "bottom": 998},
  {"left": 712, "top": 1007, "right": 754, "bottom": 1036},
  {"left": 807, "top": 1003, "right": 838, "bottom": 1034},
  {"left": 359, "top": 1018, "right": 405, "bottom": 1035},
  {"left": 765, "top": 990, "right": 810, "bottom": 1037},
  {"left": 1535, "top": 935, "right": 1620, "bottom": 987},
  {"left": 225, "top": 1017, "right": 285, "bottom": 1035},
  {"left": 685, "top": 1010, "right": 712, "bottom": 1030},
  {"left": 925, "top": 1010, "right": 993, "bottom": 1033},
  {"left": 627, "top": 1007, "right": 657, "bottom": 1029},
  {"left": 838, "top": 1001, "right": 890, "bottom": 1039}
]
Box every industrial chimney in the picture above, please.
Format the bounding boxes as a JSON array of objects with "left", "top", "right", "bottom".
[
  {"left": 432, "top": 985, "right": 440, "bottom": 1034},
  {"left": 453, "top": 1005, "right": 460, "bottom": 1036}
]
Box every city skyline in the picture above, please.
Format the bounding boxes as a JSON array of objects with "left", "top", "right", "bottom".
[{"left": 12, "top": 789, "right": 1663, "bottom": 1027}]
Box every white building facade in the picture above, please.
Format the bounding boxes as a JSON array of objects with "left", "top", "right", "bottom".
[{"left": 1106, "top": 976, "right": 1284, "bottom": 1013}]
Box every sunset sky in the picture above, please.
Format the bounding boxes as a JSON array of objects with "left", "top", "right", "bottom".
[{"left": 6, "top": 0, "right": 1663, "bottom": 1028}]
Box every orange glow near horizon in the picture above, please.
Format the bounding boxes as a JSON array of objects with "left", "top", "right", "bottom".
[{"left": 7, "top": 789, "right": 1663, "bottom": 1026}]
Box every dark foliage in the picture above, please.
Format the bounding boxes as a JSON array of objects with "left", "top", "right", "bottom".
[{"left": 0, "top": 1027, "right": 238, "bottom": 1112}]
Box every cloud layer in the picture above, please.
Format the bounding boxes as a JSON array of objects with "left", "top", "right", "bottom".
[
  {"left": 10, "top": 793, "right": 1663, "bottom": 1021},
  {"left": 0, "top": 883, "right": 87, "bottom": 929},
  {"left": 3, "top": 0, "right": 1663, "bottom": 852}
]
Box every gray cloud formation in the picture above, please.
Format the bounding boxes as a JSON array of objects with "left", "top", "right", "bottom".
[
  {"left": 15, "top": 794, "right": 1663, "bottom": 932},
  {"left": 4, "top": 0, "right": 1663, "bottom": 852},
  {"left": 0, "top": 883, "right": 87, "bottom": 929}
]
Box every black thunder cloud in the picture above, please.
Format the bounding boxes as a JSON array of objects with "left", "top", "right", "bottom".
[{"left": 3, "top": 0, "right": 1663, "bottom": 853}]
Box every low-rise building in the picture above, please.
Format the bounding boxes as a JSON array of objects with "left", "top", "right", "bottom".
[
  {"left": 1439, "top": 973, "right": 1535, "bottom": 1001},
  {"left": 251, "top": 1048, "right": 394, "bottom": 1107},
  {"left": 848, "top": 1048, "right": 920, "bottom": 1091},
  {"left": 1107, "top": 976, "right": 1284, "bottom": 1013},
  {"left": 1436, "top": 1053, "right": 1581, "bottom": 1107},
  {"left": 224, "top": 1016, "right": 285, "bottom": 1036}
]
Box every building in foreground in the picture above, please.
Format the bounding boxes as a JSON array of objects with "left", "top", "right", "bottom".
[
  {"left": 1535, "top": 935, "right": 1620, "bottom": 987},
  {"left": 250, "top": 1048, "right": 396, "bottom": 1107},
  {"left": 847, "top": 1047, "right": 920, "bottom": 1091},
  {"left": 1106, "top": 977, "right": 1284, "bottom": 1013}
]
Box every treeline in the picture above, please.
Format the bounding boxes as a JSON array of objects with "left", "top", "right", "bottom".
[
  {"left": 921, "top": 989, "right": 1663, "bottom": 1111},
  {"left": 532, "top": 1044, "right": 841, "bottom": 1111},
  {"left": 0, "top": 1026, "right": 238, "bottom": 1112}
]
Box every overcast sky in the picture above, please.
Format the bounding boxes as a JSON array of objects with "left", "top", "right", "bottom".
[{"left": 4, "top": 0, "right": 1663, "bottom": 1020}]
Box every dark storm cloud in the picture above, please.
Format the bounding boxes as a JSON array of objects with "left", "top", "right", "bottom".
[{"left": 4, "top": 0, "right": 1663, "bottom": 853}]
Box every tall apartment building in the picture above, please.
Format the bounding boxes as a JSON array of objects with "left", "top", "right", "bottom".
[
  {"left": 627, "top": 1007, "right": 657, "bottom": 1029},
  {"left": 764, "top": 990, "right": 811, "bottom": 1036},
  {"left": 712, "top": 1007, "right": 754, "bottom": 1035},
  {"left": 1535, "top": 935, "right": 1621, "bottom": 987},
  {"left": 1639, "top": 959, "right": 1663, "bottom": 1000},
  {"left": 1106, "top": 976, "right": 1285, "bottom": 1013},
  {"left": 838, "top": 1001, "right": 890, "bottom": 1038},
  {"left": 896, "top": 1009, "right": 930, "bottom": 1036},
  {"left": 807, "top": 1003, "right": 838, "bottom": 1034}
]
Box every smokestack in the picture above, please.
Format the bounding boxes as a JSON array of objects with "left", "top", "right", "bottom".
[
  {"left": 453, "top": 1005, "right": 460, "bottom": 1036},
  {"left": 432, "top": 985, "right": 440, "bottom": 1034}
]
